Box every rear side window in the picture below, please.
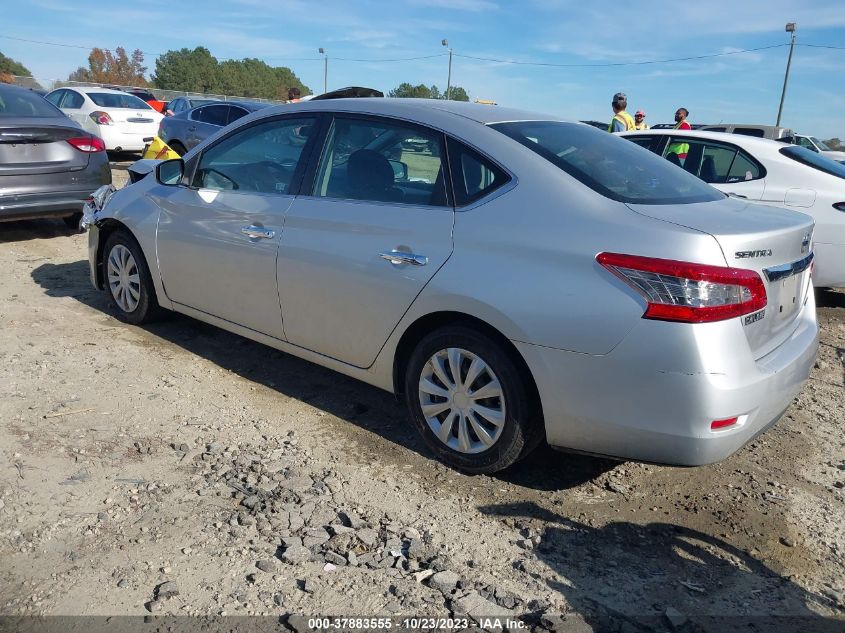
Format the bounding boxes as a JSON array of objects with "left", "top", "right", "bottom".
[
  {"left": 447, "top": 137, "right": 510, "bottom": 206},
  {"left": 63, "top": 91, "right": 84, "bottom": 109},
  {"left": 0, "top": 87, "right": 64, "bottom": 117},
  {"left": 734, "top": 127, "right": 765, "bottom": 138},
  {"left": 624, "top": 135, "right": 658, "bottom": 152},
  {"left": 780, "top": 146, "right": 845, "bottom": 179},
  {"left": 88, "top": 92, "right": 151, "bottom": 109},
  {"left": 227, "top": 106, "right": 249, "bottom": 125},
  {"left": 45, "top": 90, "right": 64, "bottom": 107},
  {"left": 197, "top": 105, "right": 229, "bottom": 126},
  {"left": 662, "top": 138, "right": 763, "bottom": 184},
  {"left": 491, "top": 120, "right": 723, "bottom": 205}
]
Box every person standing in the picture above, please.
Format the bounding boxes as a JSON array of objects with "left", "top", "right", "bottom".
[
  {"left": 633, "top": 110, "right": 649, "bottom": 130},
  {"left": 666, "top": 107, "right": 691, "bottom": 162},
  {"left": 608, "top": 92, "right": 636, "bottom": 133},
  {"left": 287, "top": 87, "right": 302, "bottom": 103}
]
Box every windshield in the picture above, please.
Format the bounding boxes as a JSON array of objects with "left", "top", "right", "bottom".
[
  {"left": 88, "top": 92, "right": 152, "bottom": 109},
  {"left": 780, "top": 145, "right": 845, "bottom": 179},
  {"left": 0, "top": 87, "right": 63, "bottom": 117},
  {"left": 490, "top": 121, "right": 723, "bottom": 205},
  {"left": 810, "top": 137, "right": 832, "bottom": 151}
]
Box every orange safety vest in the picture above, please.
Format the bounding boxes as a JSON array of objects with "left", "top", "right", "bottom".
[{"left": 608, "top": 110, "right": 636, "bottom": 132}]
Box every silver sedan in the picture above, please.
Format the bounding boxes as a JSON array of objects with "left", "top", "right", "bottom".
[{"left": 83, "top": 99, "right": 818, "bottom": 473}]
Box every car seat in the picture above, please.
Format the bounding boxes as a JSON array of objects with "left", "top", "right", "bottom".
[
  {"left": 346, "top": 149, "right": 404, "bottom": 203},
  {"left": 699, "top": 156, "right": 718, "bottom": 183}
]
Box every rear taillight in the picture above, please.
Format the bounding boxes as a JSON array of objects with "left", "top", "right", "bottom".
[
  {"left": 597, "top": 252, "right": 767, "bottom": 323},
  {"left": 89, "top": 111, "right": 113, "bottom": 125},
  {"left": 834, "top": 202, "right": 845, "bottom": 212},
  {"left": 66, "top": 136, "right": 105, "bottom": 153}
]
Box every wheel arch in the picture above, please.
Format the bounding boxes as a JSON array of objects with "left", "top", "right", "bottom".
[{"left": 391, "top": 311, "right": 544, "bottom": 429}]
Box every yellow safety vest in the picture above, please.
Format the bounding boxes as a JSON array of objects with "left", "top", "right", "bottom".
[
  {"left": 608, "top": 110, "right": 636, "bottom": 132},
  {"left": 634, "top": 122, "right": 649, "bottom": 130},
  {"left": 666, "top": 121, "right": 690, "bottom": 158}
]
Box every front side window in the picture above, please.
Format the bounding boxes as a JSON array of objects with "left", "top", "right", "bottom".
[
  {"left": 625, "top": 136, "right": 658, "bottom": 151},
  {"left": 662, "top": 138, "right": 762, "bottom": 184},
  {"left": 491, "top": 121, "right": 723, "bottom": 205},
  {"left": 447, "top": 138, "right": 510, "bottom": 206},
  {"left": 312, "top": 117, "right": 448, "bottom": 207},
  {"left": 811, "top": 137, "right": 832, "bottom": 151},
  {"left": 797, "top": 137, "right": 817, "bottom": 151},
  {"left": 87, "top": 92, "right": 151, "bottom": 109},
  {"left": 45, "top": 90, "right": 64, "bottom": 107},
  {"left": 780, "top": 146, "right": 845, "bottom": 179},
  {"left": 193, "top": 117, "right": 316, "bottom": 194}
]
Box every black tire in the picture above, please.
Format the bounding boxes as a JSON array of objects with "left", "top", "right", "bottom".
[
  {"left": 404, "top": 325, "right": 542, "bottom": 474},
  {"left": 101, "top": 230, "right": 164, "bottom": 324},
  {"left": 63, "top": 212, "right": 83, "bottom": 231},
  {"left": 168, "top": 140, "right": 187, "bottom": 157}
]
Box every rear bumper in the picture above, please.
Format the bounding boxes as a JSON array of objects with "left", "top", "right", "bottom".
[
  {"left": 100, "top": 125, "right": 161, "bottom": 151},
  {"left": 0, "top": 190, "right": 96, "bottom": 221},
  {"left": 517, "top": 289, "right": 819, "bottom": 466}
]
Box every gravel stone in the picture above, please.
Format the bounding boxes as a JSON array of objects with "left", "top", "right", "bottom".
[
  {"left": 429, "top": 570, "right": 460, "bottom": 594},
  {"left": 281, "top": 545, "right": 311, "bottom": 564}
]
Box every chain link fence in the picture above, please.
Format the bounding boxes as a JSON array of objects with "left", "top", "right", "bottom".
[{"left": 7, "top": 75, "right": 286, "bottom": 105}]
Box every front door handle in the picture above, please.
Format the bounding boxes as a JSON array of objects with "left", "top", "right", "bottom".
[
  {"left": 379, "top": 250, "right": 428, "bottom": 266},
  {"left": 241, "top": 225, "right": 275, "bottom": 239}
]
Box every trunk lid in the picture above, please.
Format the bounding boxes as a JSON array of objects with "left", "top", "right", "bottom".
[
  {"left": 628, "top": 197, "right": 815, "bottom": 359},
  {"left": 103, "top": 107, "right": 159, "bottom": 125},
  {"left": 0, "top": 119, "right": 90, "bottom": 176}
]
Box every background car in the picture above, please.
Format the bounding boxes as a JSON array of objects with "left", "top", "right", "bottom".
[
  {"left": 44, "top": 86, "right": 163, "bottom": 152},
  {"left": 698, "top": 123, "right": 794, "bottom": 140},
  {"left": 0, "top": 83, "right": 111, "bottom": 227},
  {"left": 105, "top": 87, "right": 167, "bottom": 114},
  {"left": 790, "top": 134, "right": 845, "bottom": 161},
  {"left": 164, "top": 96, "right": 215, "bottom": 117},
  {"left": 157, "top": 100, "right": 271, "bottom": 155},
  {"left": 621, "top": 128, "right": 845, "bottom": 288},
  {"left": 84, "top": 99, "right": 817, "bottom": 474}
]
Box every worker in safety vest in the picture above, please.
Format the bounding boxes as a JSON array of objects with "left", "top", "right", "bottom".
[
  {"left": 633, "top": 110, "right": 649, "bottom": 130},
  {"left": 666, "top": 107, "right": 691, "bottom": 162},
  {"left": 608, "top": 92, "right": 636, "bottom": 133}
]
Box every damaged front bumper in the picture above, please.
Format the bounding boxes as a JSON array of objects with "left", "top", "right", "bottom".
[{"left": 80, "top": 184, "right": 116, "bottom": 231}]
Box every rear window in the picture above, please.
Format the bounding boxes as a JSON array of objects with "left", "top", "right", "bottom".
[
  {"left": 780, "top": 145, "right": 845, "bottom": 179},
  {"left": 88, "top": 92, "right": 152, "bottom": 109},
  {"left": 0, "top": 87, "right": 63, "bottom": 117},
  {"left": 491, "top": 121, "right": 723, "bottom": 205}
]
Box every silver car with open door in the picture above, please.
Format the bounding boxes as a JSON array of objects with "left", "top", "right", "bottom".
[{"left": 84, "top": 99, "right": 818, "bottom": 473}]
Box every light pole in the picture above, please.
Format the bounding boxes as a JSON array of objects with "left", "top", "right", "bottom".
[
  {"left": 441, "top": 39, "right": 452, "bottom": 100},
  {"left": 776, "top": 22, "right": 796, "bottom": 127},
  {"left": 318, "top": 48, "right": 327, "bottom": 94}
]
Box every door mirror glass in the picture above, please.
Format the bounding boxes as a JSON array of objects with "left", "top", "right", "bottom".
[
  {"left": 389, "top": 159, "right": 408, "bottom": 181},
  {"left": 156, "top": 159, "right": 185, "bottom": 185}
]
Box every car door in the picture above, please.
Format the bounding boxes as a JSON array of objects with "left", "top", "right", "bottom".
[
  {"left": 59, "top": 90, "right": 88, "bottom": 128},
  {"left": 154, "top": 115, "right": 322, "bottom": 339},
  {"left": 186, "top": 105, "right": 228, "bottom": 150},
  {"left": 277, "top": 114, "right": 454, "bottom": 368},
  {"left": 662, "top": 136, "right": 766, "bottom": 200}
]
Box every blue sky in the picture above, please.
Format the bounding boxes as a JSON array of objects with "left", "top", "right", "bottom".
[{"left": 4, "top": 0, "right": 845, "bottom": 138}]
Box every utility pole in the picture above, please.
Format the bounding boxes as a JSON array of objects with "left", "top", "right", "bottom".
[
  {"left": 442, "top": 39, "right": 452, "bottom": 100},
  {"left": 318, "top": 48, "right": 327, "bottom": 94},
  {"left": 776, "top": 23, "right": 796, "bottom": 127}
]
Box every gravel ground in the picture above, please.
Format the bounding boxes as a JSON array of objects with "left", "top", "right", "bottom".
[{"left": 0, "top": 165, "right": 843, "bottom": 631}]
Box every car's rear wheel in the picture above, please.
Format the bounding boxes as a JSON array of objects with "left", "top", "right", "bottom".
[
  {"left": 63, "top": 212, "right": 83, "bottom": 231},
  {"left": 168, "top": 140, "right": 187, "bottom": 157},
  {"left": 101, "top": 231, "right": 163, "bottom": 324},
  {"left": 404, "top": 326, "right": 541, "bottom": 474}
]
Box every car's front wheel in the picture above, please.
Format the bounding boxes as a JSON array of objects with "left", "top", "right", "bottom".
[
  {"left": 101, "top": 231, "right": 163, "bottom": 324},
  {"left": 404, "top": 326, "right": 542, "bottom": 474}
]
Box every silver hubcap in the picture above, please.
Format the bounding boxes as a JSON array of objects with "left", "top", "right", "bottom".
[
  {"left": 418, "top": 347, "right": 506, "bottom": 454},
  {"left": 106, "top": 244, "right": 141, "bottom": 313}
]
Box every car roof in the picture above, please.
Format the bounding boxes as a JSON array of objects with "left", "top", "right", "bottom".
[
  {"left": 262, "top": 97, "right": 562, "bottom": 125},
  {"left": 62, "top": 86, "right": 134, "bottom": 95},
  {"left": 621, "top": 128, "right": 790, "bottom": 151},
  {"left": 193, "top": 100, "right": 271, "bottom": 111}
]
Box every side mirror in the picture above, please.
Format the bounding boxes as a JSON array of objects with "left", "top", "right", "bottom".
[
  {"left": 156, "top": 159, "right": 184, "bottom": 185},
  {"left": 389, "top": 159, "right": 409, "bottom": 181}
]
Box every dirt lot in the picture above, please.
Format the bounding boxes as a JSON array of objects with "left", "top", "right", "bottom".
[{"left": 0, "top": 166, "right": 844, "bottom": 631}]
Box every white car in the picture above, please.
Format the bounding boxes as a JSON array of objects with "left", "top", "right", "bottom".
[
  {"left": 792, "top": 134, "right": 845, "bottom": 162},
  {"left": 44, "top": 87, "right": 163, "bottom": 152},
  {"left": 621, "top": 129, "right": 845, "bottom": 288}
]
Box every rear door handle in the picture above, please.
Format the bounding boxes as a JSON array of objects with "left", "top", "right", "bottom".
[
  {"left": 379, "top": 250, "right": 428, "bottom": 266},
  {"left": 241, "top": 225, "right": 275, "bottom": 239}
]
